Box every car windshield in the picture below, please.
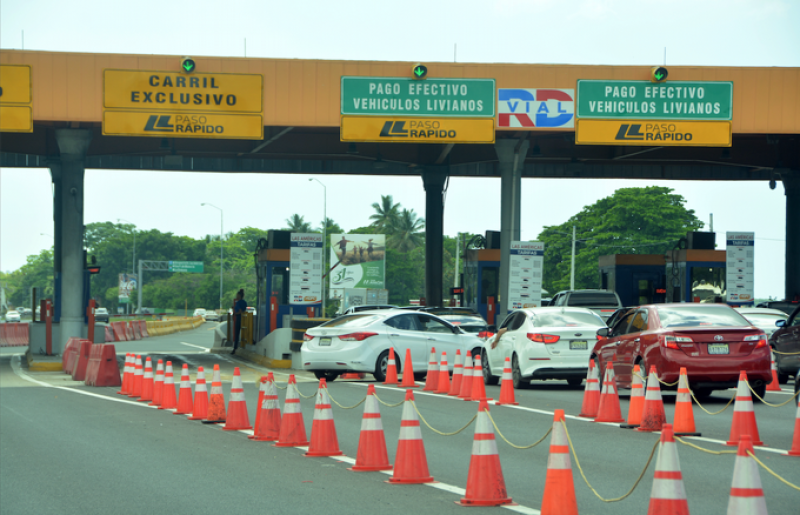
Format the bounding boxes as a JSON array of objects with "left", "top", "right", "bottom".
[
  {"left": 656, "top": 306, "right": 751, "bottom": 328},
  {"left": 533, "top": 311, "right": 604, "bottom": 327},
  {"left": 566, "top": 293, "right": 619, "bottom": 307},
  {"left": 321, "top": 314, "right": 383, "bottom": 328},
  {"left": 739, "top": 313, "right": 788, "bottom": 328},
  {"left": 439, "top": 316, "right": 486, "bottom": 332}
]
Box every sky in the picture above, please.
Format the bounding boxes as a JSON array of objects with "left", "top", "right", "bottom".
[{"left": 1, "top": 0, "right": 798, "bottom": 299}]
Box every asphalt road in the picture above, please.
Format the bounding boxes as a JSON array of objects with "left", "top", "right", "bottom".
[{"left": 1, "top": 323, "right": 798, "bottom": 515}]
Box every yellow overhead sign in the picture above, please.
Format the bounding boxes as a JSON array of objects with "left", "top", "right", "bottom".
[
  {"left": 0, "top": 105, "right": 33, "bottom": 133},
  {"left": 0, "top": 64, "right": 33, "bottom": 133},
  {"left": 576, "top": 119, "right": 731, "bottom": 147},
  {"left": 341, "top": 116, "right": 495, "bottom": 144},
  {"left": 103, "top": 111, "right": 263, "bottom": 140},
  {"left": 104, "top": 70, "right": 263, "bottom": 113}
]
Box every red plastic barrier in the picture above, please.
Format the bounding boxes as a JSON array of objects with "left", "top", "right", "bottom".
[
  {"left": 0, "top": 325, "right": 8, "bottom": 346},
  {"left": 104, "top": 325, "right": 114, "bottom": 343},
  {"left": 86, "top": 344, "right": 121, "bottom": 387},
  {"left": 84, "top": 344, "right": 103, "bottom": 385},
  {"left": 70, "top": 340, "right": 92, "bottom": 381},
  {"left": 112, "top": 322, "right": 127, "bottom": 342},
  {"left": 63, "top": 338, "right": 82, "bottom": 373},
  {"left": 19, "top": 323, "right": 29, "bottom": 345},
  {"left": 139, "top": 321, "right": 149, "bottom": 338},
  {"left": 131, "top": 321, "right": 142, "bottom": 341},
  {"left": 126, "top": 322, "right": 135, "bottom": 341}
]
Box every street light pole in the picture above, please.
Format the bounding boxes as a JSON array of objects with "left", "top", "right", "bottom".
[
  {"left": 309, "top": 178, "right": 327, "bottom": 317},
  {"left": 570, "top": 225, "right": 576, "bottom": 290},
  {"left": 117, "top": 219, "right": 136, "bottom": 314},
  {"left": 201, "top": 203, "right": 224, "bottom": 312}
]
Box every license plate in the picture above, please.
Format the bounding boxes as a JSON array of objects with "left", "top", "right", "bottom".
[
  {"left": 319, "top": 337, "right": 331, "bottom": 347},
  {"left": 570, "top": 340, "right": 588, "bottom": 350},
  {"left": 708, "top": 343, "right": 729, "bottom": 355}
]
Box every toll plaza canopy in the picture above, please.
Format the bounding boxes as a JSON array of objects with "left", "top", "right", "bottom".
[{"left": 1, "top": 50, "right": 798, "bottom": 328}]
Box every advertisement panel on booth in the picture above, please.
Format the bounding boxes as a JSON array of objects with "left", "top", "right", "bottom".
[
  {"left": 290, "top": 233, "right": 323, "bottom": 305},
  {"left": 329, "top": 234, "right": 385, "bottom": 300},
  {"left": 726, "top": 232, "right": 755, "bottom": 305},
  {"left": 118, "top": 273, "right": 137, "bottom": 304},
  {"left": 508, "top": 241, "right": 544, "bottom": 311}
]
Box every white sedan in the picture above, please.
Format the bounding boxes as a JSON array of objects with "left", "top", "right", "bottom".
[
  {"left": 302, "top": 309, "right": 485, "bottom": 382},
  {"left": 4, "top": 311, "right": 21, "bottom": 323},
  {"left": 482, "top": 307, "right": 606, "bottom": 389},
  {"left": 735, "top": 307, "right": 788, "bottom": 339}
]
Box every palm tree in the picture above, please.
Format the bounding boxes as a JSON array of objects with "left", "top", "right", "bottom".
[
  {"left": 370, "top": 195, "right": 401, "bottom": 232},
  {"left": 284, "top": 214, "right": 312, "bottom": 233},
  {"left": 388, "top": 209, "right": 425, "bottom": 252}
]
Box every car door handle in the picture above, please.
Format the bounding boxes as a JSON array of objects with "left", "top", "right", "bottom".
[
  {"left": 390, "top": 333, "right": 400, "bottom": 337},
  {"left": 427, "top": 337, "right": 436, "bottom": 341}
]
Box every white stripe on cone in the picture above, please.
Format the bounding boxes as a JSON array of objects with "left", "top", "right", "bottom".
[
  {"left": 399, "top": 400, "right": 422, "bottom": 441},
  {"left": 471, "top": 410, "right": 499, "bottom": 456}
]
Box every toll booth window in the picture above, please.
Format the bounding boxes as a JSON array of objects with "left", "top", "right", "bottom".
[
  {"left": 690, "top": 267, "right": 726, "bottom": 303},
  {"left": 465, "top": 262, "right": 478, "bottom": 311},
  {"left": 638, "top": 279, "right": 653, "bottom": 305},
  {"left": 271, "top": 267, "right": 290, "bottom": 305},
  {"left": 481, "top": 267, "right": 499, "bottom": 304}
]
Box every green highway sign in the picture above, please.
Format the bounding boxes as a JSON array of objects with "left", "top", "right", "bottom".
[
  {"left": 169, "top": 260, "right": 204, "bottom": 273},
  {"left": 341, "top": 77, "right": 495, "bottom": 117},
  {"left": 577, "top": 80, "right": 732, "bottom": 120}
]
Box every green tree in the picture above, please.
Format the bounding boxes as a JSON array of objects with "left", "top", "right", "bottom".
[
  {"left": 369, "top": 195, "right": 401, "bottom": 231},
  {"left": 284, "top": 214, "right": 312, "bottom": 233},
  {"left": 538, "top": 186, "right": 704, "bottom": 293},
  {"left": 387, "top": 208, "right": 425, "bottom": 252},
  {"left": 385, "top": 247, "right": 425, "bottom": 305}
]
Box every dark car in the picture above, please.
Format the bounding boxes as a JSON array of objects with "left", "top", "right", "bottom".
[
  {"left": 592, "top": 303, "right": 771, "bottom": 399},
  {"left": 550, "top": 289, "right": 623, "bottom": 322},
  {"left": 755, "top": 300, "right": 800, "bottom": 316},
  {"left": 771, "top": 304, "right": 800, "bottom": 383}
]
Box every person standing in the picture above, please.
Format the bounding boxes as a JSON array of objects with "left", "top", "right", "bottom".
[{"left": 231, "top": 289, "right": 247, "bottom": 355}]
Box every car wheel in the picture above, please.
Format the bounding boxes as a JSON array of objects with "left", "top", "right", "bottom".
[
  {"left": 373, "top": 349, "right": 391, "bottom": 383},
  {"left": 314, "top": 371, "right": 340, "bottom": 382},
  {"left": 567, "top": 377, "right": 583, "bottom": 389},
  {"left": 482, "top": 352, "right": 499, "bottom": 386},
  {"left": 511, "top": 354, "right": 527, "bottom": 389},
  {"left": 751, "top": 381, "right": 767, "bottom": 402},
  {"left": 777, "top": 372, "right": 789, "bottom": 385}
]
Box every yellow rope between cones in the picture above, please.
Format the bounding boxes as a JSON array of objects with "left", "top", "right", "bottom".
[
  {"left": 634, "top": 371, "right": 679, "bottom": 387},
  {"left": 771, "top": 349, "right": 800, "bottom": 355},
  {"left": 746, "top": 450, "right": 800, "bottom": 491},
  {"left": 372, "top": 391, "right": 405, "bottom": 408},
  {"left": 747, "top": 383, "right": 800, "bottom": 407},
  {"left": 674, "top": 436, "right": 736, "bottom": 455},
  {"left": 485, "top": 411, "right": 552, "bottom": 449},
  {"left": 294, "top": 385, "right": 318, "bottom": 399},
  {"left": 562, "top": 419, "right": 659, "bottom": 502},
  {"left": 689, "top": 389, "right": 737, "bottom": 415},
  {"left": 411, "top": 401, "right": 476, "bottom": 436},
  {"left": 325, "top": 390, "right": 366, "bottom": 409}
]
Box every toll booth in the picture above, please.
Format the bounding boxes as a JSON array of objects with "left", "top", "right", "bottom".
[
  {"left": 463, "top": 248, "right": 500, "bottom": 323},
  {"left": 599, "top": 254, "right": 667, "bottom": 307},
  {"left": 665, "top": 249, "right": 727, "bottom": 304}
]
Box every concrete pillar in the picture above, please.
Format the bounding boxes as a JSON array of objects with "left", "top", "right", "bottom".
[
  {"left": 495, "top": 139, "right": 529, "bottom": 314},
  {"left": 421, "top": 167, "right": 448, "bottom": 308},
  {"left": 784, "top": 171, "right": 800, "bottom": 300},
  {"left": 51, "top": 129, "right": 92, "bottom": 353}
]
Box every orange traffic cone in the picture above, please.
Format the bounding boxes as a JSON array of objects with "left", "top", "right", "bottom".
[
  {"left": 727, "top": 434, "right": 768, "bottom": 514},
  {"left": 253, "top": 373, "right": 281, "bottom": 442},
  {"left": 766, "top": 350, "right": 782, "bottom": 392},
  {"left": 350, "top": 384, "right": 392, "bottom": 471},
  {"left": 458, "top": 399, "right": 513, "bottom": 506},
  {"left": 578, "top": 359, "right": 601, "bottom": 418},
  {"left": 448, "top": 350, "right": 463, "bottom": 396},
  {"left": 469, "top": 355, "right": 491, "bottom": 402},
  {"left": 496, "top": 357, "right": 518, "bottom": 406},
  {"left": 129, "top": 355, "right": 144, "bottom": 398},
  {"left": 174, "top": 364, "right": 194, "bottom": 415},
  {"left": 540, "top": 409, "right": 578, "bottom": 515},
  {"left": 223, "top": 367, "right": 251, "bottom": 430},
  {"left": 138, "top": 357, "right": 154, "bottom": 403},
  {"left": 726, "top": 371, "right": 764, "bottom": 446},
  {"left": 400, "top": 348, "right": 418, "bottom": 388},
  {"left": 203, "top": 364, "right": 226, "bottom": 424},
  {"left": 388, "top": 390, "right": 434, "bottom": 484},
  {"left": 275, "top": 374, "right": 309, "bottom": 447},
  {"left": 159, "top": 361, "right": 178, "bottom": 410},
  {"left": 188, "top": 366, "right": 209, "bottom": 420},
  {"left": 458, "top": 350, "right": 474, "bottom": 400},
  {"left": 647, "top": 423, "right": 689, "bottom": 515},
  {"left": 384, "top": 347, "right": 399, "bottom": 386},
  {"left": 787, "top": 394, "right": 800, "bottom": 456},
  {"left": 305, "top": 378, "right": 343, "bottom": 456},
  {"left": 340, "top": 372, "right": 366, "bottom": 380},
  {"left": 423, "top": 347, "right": 439, "bottom": 392},
  {"left": 621, "top": 364, "right": 644, "bottom": 428},
  {"left": 248, "top": 377, "right": 268, "bottom": 439},
  {"left": 594, "top": 362, "right": 624, "bottom": 423},
  {"left": 435, "top": 352, "right": 450, "bottom": 394},
  {"left": 117, "top": 353, "right": 132, "bottom": 395},
  {"left": 148, "top": 359, "right": 164, "bottom": 407},
  {"left": 637, "top": 365, "right": 667, "bottom": 432},
  {"left": 673, "top": 368, "right": 700, "bottom": 437}
]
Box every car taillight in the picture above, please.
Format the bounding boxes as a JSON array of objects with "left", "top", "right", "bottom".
[
  {"left": 527, "top": 333, "right": 560, "bottom": 344},
  {"left": 744, "top": 334, "right": 768, "bottom": 348},
  {"left": 338, "top": 332, "right": 378, "bottom": 342},
  {"left": 478, "top": 331, "right": 495, "bottom": 339},
  {"left": 662, "top": 335, "right": 692, "bottom": 350},
  {"left": 596, "top": 334, "right": 604, "bottom": 341},
  {"left": 303, "top": 333, "right": 312, "bottom": 341}
]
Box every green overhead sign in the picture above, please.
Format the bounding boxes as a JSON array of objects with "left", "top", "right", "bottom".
[
  {"left": 577, "top": 80, "right": 733, "bottom": 120},
  {"left": 169, "top": 261, "right": 204, "bottom": 273},
  {"left": 341, "top": 77, "right": 495, "bottom": 117}
]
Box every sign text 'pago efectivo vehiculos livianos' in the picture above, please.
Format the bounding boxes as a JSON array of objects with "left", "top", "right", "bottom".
[{"left": 340, "top": 116, "right": 495, "bottom": 144}]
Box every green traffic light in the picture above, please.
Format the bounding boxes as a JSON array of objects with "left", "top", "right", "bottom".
[
  {"left": 412, "top": 65, "right": 427, "bottom": 79},
  {"left": 181, "top": 58, "right": 196, "bottom": 73}
]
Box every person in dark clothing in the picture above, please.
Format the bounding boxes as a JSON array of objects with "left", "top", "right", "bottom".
[
  {"left": 231, "top": 289, "right": 247, "bottom": 355},
  {"left": 367, "top": 238, "right": 375, "bottom": 259}
]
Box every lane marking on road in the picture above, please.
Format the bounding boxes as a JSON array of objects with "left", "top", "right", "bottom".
[{"left": 180, "top": 342, "right": 211, "bottom": 352}]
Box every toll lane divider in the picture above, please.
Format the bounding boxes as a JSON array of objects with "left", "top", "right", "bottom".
[
  {"left": 0, "top": 323, "right": 29, "bottom": 347},
  {"left": 105, "top": 316, "right": 203, "bottom": 342}
]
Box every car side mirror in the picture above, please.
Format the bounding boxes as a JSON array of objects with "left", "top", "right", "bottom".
[
  {"left": 596, "top": 327, "right": 610, "bottom": 338},
  {"left": 776, "top": 319, "right": 786, "bottom": 328}
]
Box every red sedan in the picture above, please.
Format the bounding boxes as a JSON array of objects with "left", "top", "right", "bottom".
[{"left": 592, "top": 303, "right": 771, "bottom": 399}]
